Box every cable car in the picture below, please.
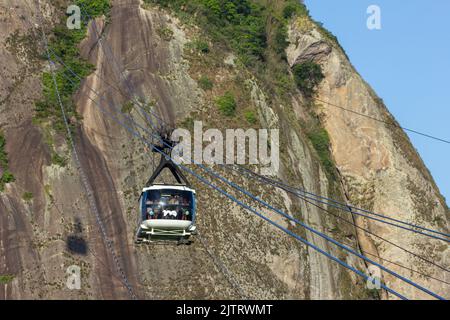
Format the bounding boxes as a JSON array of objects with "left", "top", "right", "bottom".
[{"left": 135, "top": 138, "right": 197, "bottom": 244}]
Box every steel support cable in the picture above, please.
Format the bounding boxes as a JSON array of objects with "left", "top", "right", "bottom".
[
  {"left": 50, "top": 63, "right": 245, "bottom": 297},
  {"left": 34, "top": 1, "right": 138, "bottom": 300},
  {"left": 49, "top": 45, "right": 450, "bottom": 244},
  {"left": 236, "top": 166, "right": 450, "bottom": 278},
  {"left": 76, "top": 87, "right": 444, "bottom": 298},
  {"left": 236, "top": 165, "right": 450, "bottom": 240},
  {"left": 47, "top": 52, "right": 162, "bottom": 177},
  {"left": 55, "top": 71, "right": 413, "bottom": 301},
  {"left": 47, "top": 22, "right": 243, "bottom": 296},
  {"left": 42, "top": 13, "right": 446, "bottom": 297},
  {"left": 227, "top": 165, "right": 450, "bottom": 275},
  {"left": 48, "top": 47, "right": 159, "bottom": 178},
  {"left": 123, "top": 124, "right": 447, "bottom": 298},
  {"left": 297, "top": 197, "right": 450, "bottom": 278},
  {"left": 315, "top": 98, "right": 450, "bottom": 145},
  {"left": 48, "top": 31, "right": 449, "bottom": 242},
  {"left": 55, "top": 62, "right": 445, "bottom": 300},
  {"left": 360, "top": 250, "right": 450, "bottom": 286},
  {"left": 196, "top": 231, "right": 248, "bottom": 299},
  {"left": 79, "top": 0, "right": 450, "bottom": 249},
  {"left": 30, "top": 2, "right": 420, "bottom": 300},
  {"left": 54, "top": 67, "right": 312, "bottom": 300},
  {"left": 184, "top": 165, "right": 446, "bottom": 300},
  {"left": 47, "top": 46, "right": 161, "bottom": 142},
  {"left": 292, "top": 186, "right": 450, "bottom": 276}
]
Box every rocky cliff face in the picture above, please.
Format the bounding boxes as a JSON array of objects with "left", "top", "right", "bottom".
[
  {"left": 286, "top": 16, "right": 450, "bottom": 299},
  {"left": 0, "top": 0, "right": 448, "bottom": 300}
]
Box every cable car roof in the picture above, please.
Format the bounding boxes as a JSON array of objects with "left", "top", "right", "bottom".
[{"left": 142, "top": 184, "right": 196, "bottom": 194}]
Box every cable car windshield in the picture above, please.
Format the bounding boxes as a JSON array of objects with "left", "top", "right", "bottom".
[{"left": 143, "top": 189, "right": 194, "bottom": 221}]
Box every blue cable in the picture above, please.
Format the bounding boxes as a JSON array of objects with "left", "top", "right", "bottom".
[
  {"left": 191, "top": 165, "right": 446, "bottom": 300},
  {"left": 54, "top": 67, "right": 409, "bottom": 300},
  {"left": 54, "top": 58, "right": 445, "bottom": 299},
  {"left": 51, "top": 46, "right": 450, "bottom": 244},
  {"left": 47, "top": 9, "right": 447, "bottom": 297},
  {"left": 234, "top": 166, "right": 450, "bottom": 243},
  {"left": 228, "top": 165, "right": 450, "bottom": 273},
  {"left": 239, "top": 166, "right": 450, "bottom": 239},
  {"left": 52, "top": 10, "right": 450, "bottom": 242},
  {"left": 71, "top": 3, "right": 450, "bottom": 242}
]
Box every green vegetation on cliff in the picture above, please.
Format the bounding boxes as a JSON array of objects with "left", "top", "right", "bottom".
[
  {"left": 51, "top": 152, "right": 68, "bottom": 167},
  {"left": 75, "top": 0, "right": 111, "bottom": 17},
  {"left": 282, "top": 0, "right": 309, "bottom": 19},
  {"left": 146, "top": 0, "right": 313, "bottom": 96},
  {"left": 149, "top": 0, "right": 334, "bottom": 181},
  {"left": 306, "top": 127, "right": 335, "bottom": 178},
  {"left": 198, "top": 75, "right": 214, "bottom": 90},
  {"left": 35, "top": 0, "right": 111, "bottom": 132},
  {"left": 216, "top": 91, "right": 237, "bottom": 116},
  {"left": 145, "top": 0, "right": 267, "bottom": 66},
  {"left": 0, "top": 133, "right": 15, "bottom": 192},
  {"left": 293, "top": 61, "right": 325, "bottom": 97},
  {"left": 22, "top": 192, "right": 34, "bottom": 202},
  {"left": 244, "top": 110, "right": 257, "bottom": 124},
  {"left": 33, "top": 1, "right": 110, "bottom": 170},
  {"left": 0, "top": 274, "right": 15, "bottom": 284}
]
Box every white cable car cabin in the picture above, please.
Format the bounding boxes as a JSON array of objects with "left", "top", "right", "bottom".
[{"left": 136, "top": 140, "right": 197, "bottom": 244}]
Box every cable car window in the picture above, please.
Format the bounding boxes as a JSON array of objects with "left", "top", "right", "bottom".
[{"left": 143, "top": 189, "right": 194, "bottom": 221}]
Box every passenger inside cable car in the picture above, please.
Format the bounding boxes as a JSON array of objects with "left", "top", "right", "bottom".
[{"left": 142, "top": 188, "right": 194, "bottom": 222}]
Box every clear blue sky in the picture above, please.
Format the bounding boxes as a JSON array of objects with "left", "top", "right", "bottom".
[{"left": 304, "top": 0, "right": 450, "bottom": 205}]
